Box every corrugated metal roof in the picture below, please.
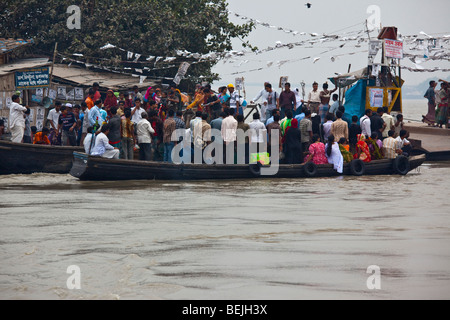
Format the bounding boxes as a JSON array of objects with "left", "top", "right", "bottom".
[
  {"left": 0, "top": 58, "right": 50, "bottom": 76},
  {"left": 52, "top": 64, "right": 157, "bottom": 90},
  {"left": 0, "top": 38, "right": 34, "bottom": 54}
]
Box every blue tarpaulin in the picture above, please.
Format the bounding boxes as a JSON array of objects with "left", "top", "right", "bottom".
[
  {"left": 343, "top": 79, "right": 376, "bottom": 122},
  {"left": 343, "top": 79, "right": 367, "bottom": 121}
]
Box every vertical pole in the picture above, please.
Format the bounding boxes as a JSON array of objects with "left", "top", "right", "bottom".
[{"left": 48, "top": 42, "right": 58, "bottom": 97}]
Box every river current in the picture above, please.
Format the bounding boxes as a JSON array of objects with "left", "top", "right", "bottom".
[{"left": 0, "top": 160, "right": 449, "bottom": 300}]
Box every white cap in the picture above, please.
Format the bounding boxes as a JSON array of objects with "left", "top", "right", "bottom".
[{"left": 65, "top": 103, "right": 73, "bottom": 108}]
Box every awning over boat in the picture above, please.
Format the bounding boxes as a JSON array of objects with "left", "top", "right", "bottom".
[
  {"left": 51, "top": 64, "right": 157, "bottom": 90},
  {"left": 329, "top": 67, "right": 369, "bottom": 88}
]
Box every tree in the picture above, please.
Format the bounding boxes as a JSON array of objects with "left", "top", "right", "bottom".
[{"left": 0, "top": 0, "right": 255, "bottom": 89}]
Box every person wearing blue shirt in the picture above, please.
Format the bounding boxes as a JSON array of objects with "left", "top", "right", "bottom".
[
  {"left": 88, "top": 99, "right": 102, "bottom": 128},
  {"left": 329, "top": 94, "right": 340, "bottom": 117},
  {"left": 295, "top": 106, "right": 306, "bottom": 123},
  {"left": 265, "top": 109, "right": 280, "bottom": 126}
]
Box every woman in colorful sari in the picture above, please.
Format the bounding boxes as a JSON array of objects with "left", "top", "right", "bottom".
[
  {"left": 304, "top": 134, "right": 328, "bottom": 165},
  {"left": 354, "top": 134, "right": 371, "bottom": 162},
  {"left": 436, "top": 82, "right": 449, "bottom": 128},
  {"left": 338, "top": 137, "right": 353, "bottom": 163},
  {"left": 366, "top": 132, "right": 383, "bottom": 160},
  {"left": 143, "top": 87, "right": 154, "bottom": 103},
  {"left": 187, "top": 86, "right": 205, "bottom": 112},
  {"left": 218, "top": 86, "right": 230, "bottom": 108}
]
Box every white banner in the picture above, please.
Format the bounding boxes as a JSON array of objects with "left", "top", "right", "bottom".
[{"left": 384, "top": 39, "right": 403, "bottom": 59}]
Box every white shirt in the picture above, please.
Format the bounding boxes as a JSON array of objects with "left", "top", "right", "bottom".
[
  {"left": 9, "top": 102, "right": 27, "bottom": 129},
  {"left": 221, "top": 116, "right": 238, "bottom": 142},
  {"left": 325, "top": 142, "right": 344, "bottom": 174},
  {"left": 252, "top": 89, "right": 269, "bottom": 103},
  {"left": 360, "top": 115, "right": 371, "bottom": 138},
  {"left": 91, "top": 132, "right": 114, "bottom": 156},
  {"left": 322, "top": 120, "right": 334, "bottom": 141},
  {"left": 82, "top": 109, "right": 90, "bottom": 134},
  {"left": 136, "top": 119, "right": 155, "bottom": 144},
  {"left": 131, "top": 107, "right": 144, "bottom": 124},
  {"left": 308, "top": 90, "right": 321, "bottom": 103},
  {"left": 47, "top": 108, "right": 61, "bottom": 129},
  {"left": 229, "top": 91, "right": 239, "bottom": 109},
  {"left": 395, "top": 136, "right": 410, "bottom": 149},
  {"left": 381, "top": 113, "right": 395, "bottom": 138},
  {"left": 190, "top": 117, "right": 202, "bottom": 142},
  {"left": 265, "top": 91, "right": 279, "bottom": 111},
  {"left": 83, "top": 133, "right": 96, "bottom": 154},
  {"left": 294, "top": 89, "right": 302, "bottom": 110},
  {"left": 249, "top": 119, "right": 266, "bottom": 143}
]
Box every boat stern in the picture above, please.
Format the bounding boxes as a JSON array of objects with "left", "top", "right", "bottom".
[{"left": 70, "top": 152, "right": 89, "bottom": 179}]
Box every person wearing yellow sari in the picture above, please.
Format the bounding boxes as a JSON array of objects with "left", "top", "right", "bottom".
[
  {"left": 187, "top": 86, "right": 205, "bottom": 112},
  {"left": 338, "top": 137, "right": 353, "bottom": 163}
]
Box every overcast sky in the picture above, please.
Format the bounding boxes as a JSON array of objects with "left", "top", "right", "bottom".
[{"left": 212, "top": 0, "right": 449, "bottom": 99}]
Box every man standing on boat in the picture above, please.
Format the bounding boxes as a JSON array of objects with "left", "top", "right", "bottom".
[
  {"left": 221, "top": 109, "right": 238, "bottom": 164},
  {"left": 137, "top": 111, "right": 155, "bottom": 161},
  {"left": 58, "top": 105, "right": 78, "bottom": 146},
  {"left": 47, "top": 101, "right": 62, "bottom": 145},
  {"left": 251, "top": 81, "right": 271, "bottom": 123},
  {"left": 228, "top": 84, "right": 241, "bottom": 116},
  {"left": 305, "top": 82, "right": 321, "bottom": 114},
  {"left": 88, "top": 100, "right": 102, "bottom": 129},
  {"left": 279, "top": 83, "right": 296, "bottom": 120},
  {"left": 8, "top": 94, "right": 27, "bottom": 143},
  {"left": 360, "top": 109, "right": 372, "bottom": 138},
  {"left": 423, "top": 80, "right": 437, "bottom": 126}
]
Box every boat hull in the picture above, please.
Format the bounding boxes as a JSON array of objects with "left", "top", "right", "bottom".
[
  {"left": 0, "top": 140, "right": 83, "bottom": 175},
  {"left": 70, "top": 152, "right": 426, "bottom": 181}
]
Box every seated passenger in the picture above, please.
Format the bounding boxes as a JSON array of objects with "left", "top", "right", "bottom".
[
  {"left": 354, "top": 134, "right": 371, "bottom": 163},
  {"left": 33, "top": 127, "right": 51, "bottom": 145},
  {"left": 91, "top": 124, "right": 120, "bottom": 159},
  {"left": 338, "top": 137, "right": 353, "bottom": 163},
  {"left": 304, "top": 134, "right": 328, "bottom": 165},
  {"left": 366, "top": 132, "right": 383, "bottom": 160}
]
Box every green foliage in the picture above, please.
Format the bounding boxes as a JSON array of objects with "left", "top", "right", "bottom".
[{"left": 0, "top": 0, "right": 255, "bottom": 88}]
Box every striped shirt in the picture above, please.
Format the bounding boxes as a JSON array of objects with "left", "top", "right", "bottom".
[{"left": 382, "top": 137, "right": 399, "bottom": 159}]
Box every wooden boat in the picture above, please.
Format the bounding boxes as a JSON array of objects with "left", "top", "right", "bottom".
[
  {"left": 70, "top": 151, "right": 426, "bottom": 181},
  {"left": 0, "top": 140, "right": 83, "bottom": 175}
]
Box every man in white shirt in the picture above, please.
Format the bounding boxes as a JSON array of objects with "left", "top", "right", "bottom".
[
  {"left": 305, "top": 82, "right": 321, "bottom": 114},
  {"left": 131, "top": 98, "right": 145, "bottom": 124},
  {"left": 381, "top": 107, "right": 395, "bottom": 139},
  {"left": 190, "top": 111, "right": 203, "bottom": 143},
  {"left": 83, "top": 126, "right": 96, "bottom": 155},
  {"left": 228, "top": 84, "right": 241, "bottom": 115},
  {"left": 395, "top": 129, "right": 412, "bottom": 157},
  {"left": 249, "top": 112, "right": 266, "bottom": 143},
  {"left": 360, "top": 109, "right": 372, "bottom": 138},
  {"left": 221, "top": 109, "right": 238, "bottom": 164},
  {"left": 136, "top": 111, "right": 155, "bottom": 160},
  {"left": 91, "top": 124, "right": 120, "bottom": 159},
  {"left": 322, "top": 114, "right": 334, "bottom": 141},
  {"left": 251, "top": 81, "right": 270, "bottom": 123},
  {"left": 47, "top": 101, "right": 61, "bottom": 130},
  {"left": 47, "top": 101, "right": 62, "bottom": 144},
  {"left": 8, "top": 94, "right": 28, "bottom": 143},
  {"left": 263, "top": 83, "right": 279, "bottom": 124},
  {"left": 251, "top": 81, "right": 270, "bottom": 104}
]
